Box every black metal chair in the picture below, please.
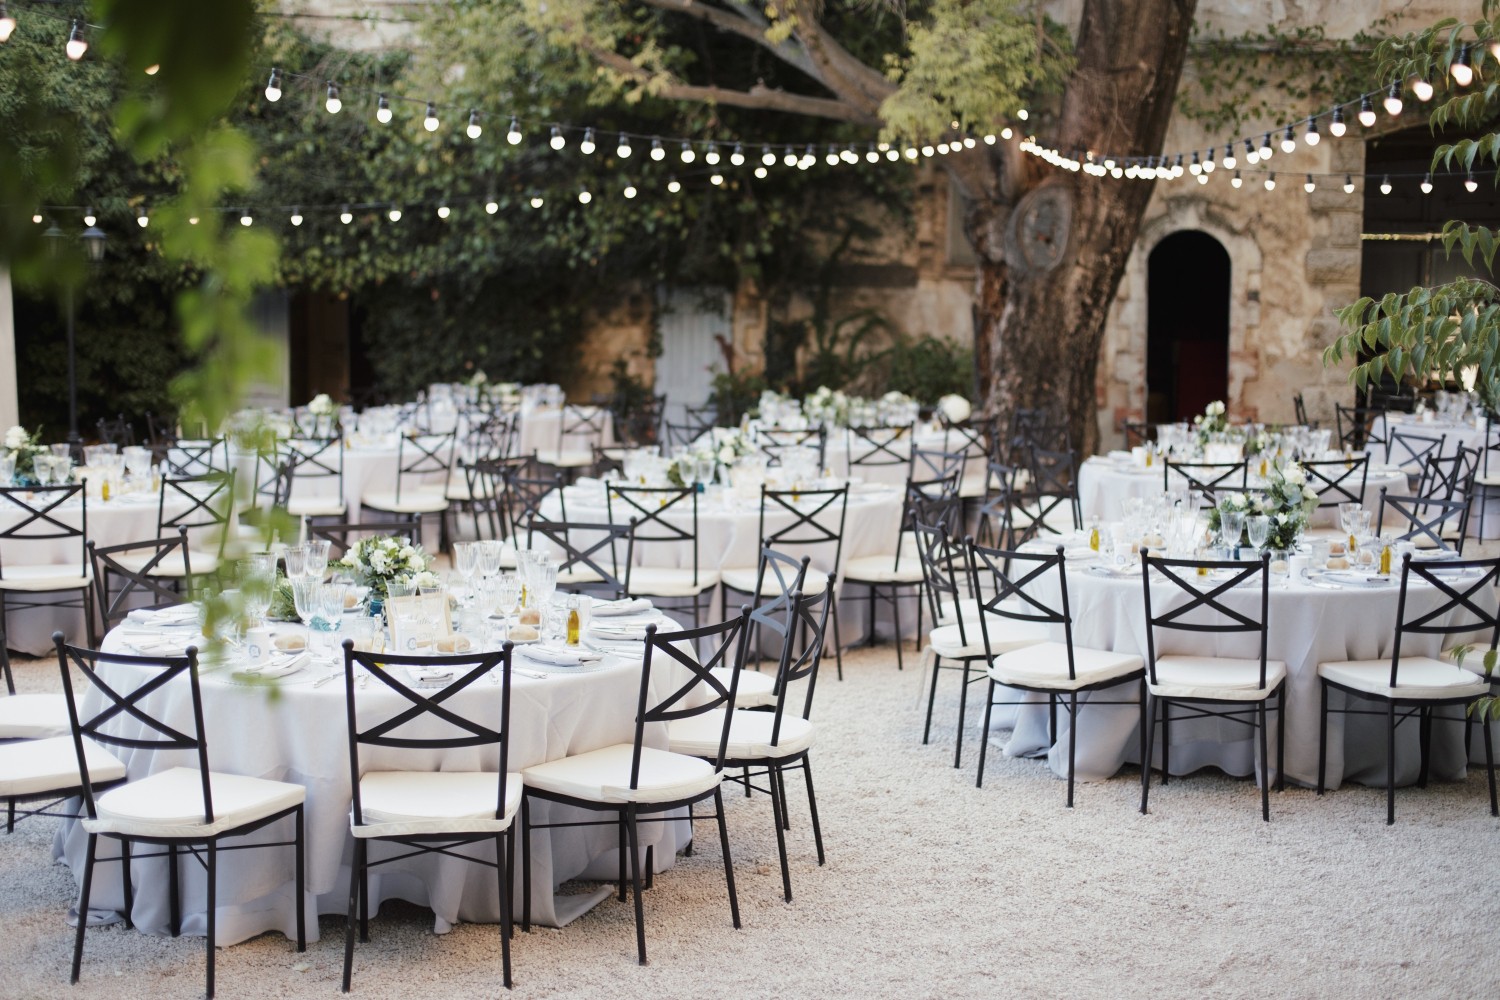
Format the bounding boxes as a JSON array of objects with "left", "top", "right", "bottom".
[
  {"left": 755, "top": 426, "right": 827, "bottom": 469},
  {"left": 1316, "top": 554, "right": 1500, "bottom": 824},
  {"left": 0, "top": 485, "right": 94, "bottom": 687},
  {"left": 1416, "top": 446, "right": 1479, "bottom": 503},
  {"left": 361, "top": 431, "right": 455, "bottom": 550},
  {"left": 1301, "top": 455, "right": 1369, "bottom": 511},
  {"left": 968, "top": 540, "right": 1146, "bottom": 806},
  {"left": 1013, "top": 445, "right": 1082, "bottom": 542},
  {"left": 1335, "top": 403, "right": 1382, "bottom": 452},
  {"left": 1139, "top": 551, "right": 1285, "bottom": 821},
  {"left": 1122, "top": 420, "right": 1154, "bottom": 449},
  {"left": 519, "top": 609, "right": 752, "bottom": 964},
  {"left": 844, "top": 424, "right": 912, "bottom": 477},
  {"left": 974, "top": 461, "right": 1024, "bottom": 548},
  {"left": 87, "top": 529, "right": 192, "bottom": 635},
  {"left": 1386, "top": 429, "right": 1446, "bottom": 485},
  {"left": 162, "top": 436, "right": 230, "bottom": 478},
  {"left": 54, "top": 636, "right": 306, "bottom": 997},
  {"left": 340, "top": 641, "right": 517, "bottom": 989},
  {"left": 1375, "top": 487, "right": 1471, "bottom": 555},
  {"left": 534, "top": 404, "right": 610, "bottom": 480},
  {"left": 526, "top": 516, "right": 631, "bottom": 599},
  {"left": 1164, "top": 458, "right": 1248, "bottom": 507},
  {"left": 606, "top": 484, "right": 718, "bottom": 627},
  {"left": 95, "top": 414, "right": 135, "bottom": 448}
]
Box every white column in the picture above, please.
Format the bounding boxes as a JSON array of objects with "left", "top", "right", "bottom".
[{"left": 0, "top": 268, "right": 17, "bottom": 429}]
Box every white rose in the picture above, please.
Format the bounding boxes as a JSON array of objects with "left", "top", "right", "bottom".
[
  {"left": 938, "top": 395, "right": 972, "bottom": 423},
  {"left": 369, "top": 551, "right": 389, "bottom": 573},
  {"left": 718, "top": 446, "right": 736, "bottom": 465},
  {"left": 4, "top": 426, "right": 27, "bottom": 449},
  {"left": 400, "top": 545, "right": 416, "bottom": 559},
  {"left": 1284, "top": 464, "right": 1305, "bottom": 485}
]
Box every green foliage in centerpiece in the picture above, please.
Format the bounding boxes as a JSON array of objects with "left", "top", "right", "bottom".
[
  {"left": 1206, "top": 462, "right": 1320, "bottom": 550},
  {"left": 337, "top": 536, "right": 435, "bottom": 599}
]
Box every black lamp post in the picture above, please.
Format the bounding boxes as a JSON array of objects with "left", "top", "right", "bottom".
[{"left": 43, "top": 222, "right": 106, "bottom": 450}]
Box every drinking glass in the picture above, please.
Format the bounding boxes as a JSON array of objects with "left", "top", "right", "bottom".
[
  {"left": 531, "top": 559, "right": 558, "bottom": 612},
  {"left": 453, "top": 541, "right": 480, "bottom": 598},
  {"left": 33, "top": 456, "right": 54, "bottom": 487},
  {"left": 241, "top": 553, "right": 277, "bottom": 627},
  {"left": 478, "top": 539, "right": 503, "bottom": 579},
  {"left": 1246, "top": 515, "right": 1271, "bottom": 551},
  {"left": 291, "top": 577, "right": 320, "bottom": 632},
  {"left": 0, "top": 454, "right": 13, "bottom": 487},
  {"left": 497, "top": 574, "right": 521, "bottom": 621},
  {"left": 304, "top": 539, "right": 332, "bottom": 582},
  {"left": 1219, "top": 511, "right": 1246, "bottom": 551},
  {"left": 1338, "top": 503, "right": 1362, "bottom": 544},
  {"left": 49, "top": 443, "right": 72, "bottom": 459},
  {"left": 283, "top": 544, "right": 308, "bottom": 581}
]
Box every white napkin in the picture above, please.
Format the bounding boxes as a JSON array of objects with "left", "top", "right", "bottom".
[
  {"left": 232, "top": 653, "right": 309, "bottom": 682},
  {"left": 129, "top": 635, "right": 194, "bottom": 655},
  {"left": 406, "top": 665, "right": 454, "bottom": 685},
  {"left": 591, "top": 598, "right": 655, "bottom": 617},
  {"left": 589, "top": 623, "right": 650, "bottom": 641},
  {"left": 520, "top": 645, "right": 602, "bottom": 666},
  {"left": 127, "top": 605, "right": 198, "bottom": 625}
]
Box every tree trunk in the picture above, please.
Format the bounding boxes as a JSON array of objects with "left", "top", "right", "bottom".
[{"left": 964, "top": 0, "right": 1198, "bottom": 457}]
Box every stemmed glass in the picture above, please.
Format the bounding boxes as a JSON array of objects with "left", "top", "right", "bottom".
[
  {"left": 283, "top": 544, "right": 308, "bottom": 583},
  {"left": 497, "top": 574, "right": 521, "bottom": 624},
  {"left": 530, "top": 559, "right": 558, "bottom": 617},
  {"left": 33, "top": 456, "right": 54, "bottom": 488},
  {"left": 478, "top": 539, "right": 503, "bottom": 580},
  {"left": 291, "top": 577, "right": 320, "bottom": 637},
  {"left": 304, "top": 539, "right": 331, "bottom": 583},
  {"left": 314, "top": 583, "right": 348, "bottom": 654},
  {"left": 1219, "top": 511, "right": 1246, "bottom": 554},
  {"left": 453, "top": 542, "right": 480, "bottom": 602},
  {"left": 241, "top": 553, "right": 278, "bottom": 628},
  {"left": 1246, "top": 515, "right": 1271, "bottom": 553},
  {"left": 1338, "top": 503, "right": 1362, "bottom": 548}
]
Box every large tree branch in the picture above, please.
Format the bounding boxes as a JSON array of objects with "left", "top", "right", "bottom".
[
  {"left": 789, "top": 14, "right": 897, "bottom": 114},
  {"left": 585, "top": 43, "right": 883, "bottom": 124},
  {"left": 636, "top": 0, "right": 821, "bottom": 80}
]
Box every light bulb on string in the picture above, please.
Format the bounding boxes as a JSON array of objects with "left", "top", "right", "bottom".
[
  {"left": 680, "top": 142, "right": 695, "bottom": 164},
  {"left": 325, "top": 82, "right": 341, "bottom": 114},
  {"left": 437, "top": 205, "right": 450, "bottom": 219},
  {"left": 580, "top": 128, "right": 596, "bottom": 154},
  {"left": 83, "top": 206, "right": 96, "bottom": 227},
  {"left": 1466, "top": 173, "right": 1479, "bottom": 193},
  {"left": 983, "top": 134, "right": 996, "bottom": 144},
  {"left": 1329, "top": 106, "right": 1346, "bottom": 137},
  {"left": 1189, "top": 151, "right": 1202, "bottom": 175},
  {"left": 387, "top": 207, "right": 401, "bottom": 222},
  {"left": 485, "top": 196, "right": 498, "bottom": 214},
  {"left": 963, "top": 136, "right": 976, "bottom": 148},
  {"left": 754, "top": 166, "right": 768, "bottom": 178},
  {"left": 1231, "top": 170, "right": 1243, "bottom": 189},
  {"left": 506, "top": 117, "right": 522, "bottom": 145},
  {"left": 1264, "top": 173, "right": 1276, "bottom": 191},
  {"left": 1343, "top": 175, "right": 1356, "bottom": 194},
  {"left": 1412, "top": 76, "right": 1435, "bottom": 102},
  {"left": 705, "top": 143, "right": 721, "bottom": 165},
  {"left": 188, "top": 216, "right": 199, "bottom": 226},
  {"left": 1305, "top": 118, "right": 1320, "bottom": 146},
  {"left": 529, "top": 194, "right": 544, "bottom": 209},
  {"left": 1222, "top": 145, "right": 1236, "bottom": 170},
  {"left": 616, "top": 134, "right": 632, "bottom": 158},
  {"left": 136, "top": 207, "right": 149, "bottom": 228},
  {"left": 1304, "top": 174, "right": 1316, "bottom": 193},
  {"left": 424, "top": 103, "right": 440, "bottom": 132},
  {"left": 240, "top": 209, "right": 254, "bottom": 227},
  {"left": 762, "top": 145, "right": 776, "bottom": 166},
  {"left": 1358, "top": 95, "right": 1376, "bottom": 127},
  {"left": 650, "top": 138, "right": 665, "bottom": 161},
  {"left": 577, "top": 187, "right": 591, "bottom": 205},
  {"left": 31, "top": 214, "right": 42, "bottom": 224},
  {"left": 467, "top": 110, "right": 482, "bottom": 139},
  {"left": 1172, "top": 153, "right": 1184, "bottom": 177},
  {"left": 65, "top": 20, "right": 86, "bottom": 61},
  {"left": 800, "top": 144, "right": 816, "bottom": 169},
  {"left": 730, "top": 143, "right": 745, "bottom": 166},
  {"left": 1380, "top": 175, "right": 1392, "bottom": 195},
  {"left": 936, "top": 142, "right": 949, "bottom": 155},
  {"left": 782, "top": 145, "right": 797, "bottom": 167},
  {"left": 340, "top": 205, "right": 353, "bottom": 225},
  {"left": 921, "top": 144, "right": 935, "bottom": 157},
  {"left": 1202, "top": 153, "right": 1215, "bottom": 174},
  {"left": 1017, "top": 108, "right": 1029, "bottom": 121},
  {"left": 1001, "top": 127, "right": 1013, "bottom": 140},
  {"left": 265, "top": 68, "right": 283, "bottom": 102},
  {"left": 710, "top": 173, "right": 724, "bottom": 186},
  {"left": 1245, "top": 138, "right": 1260, "bottom": 164},
  {"left": 1260, "top": 133, "right": 1274, "bottom": 160},
  {"left": 376, "top": 94, "right": 391, "bottom": 124},
  {"left": 1420, "top": 174, "right": 1433, "bottom": 194},
  {"left": 905, "top": 146, "right": 919, "bottom": 159},
  {"left": 1196, "top": 172, "right": 1208, "bottom": 185},
  {"left": 667, "top": 176, "right": 681, "bottom": 194},
  {"left": 843, "top": 143, "right": 859, "bottom": 164},
  {"left": 1281, "top": 125, "right": 1296, "bottom": 153},
  {"left": 866, "top": 143, "right": 879, "bottom": 163},
  {"left": 0, "top": 4, "right": 15, "bottom": 44},
  {"left": 1452, "top": 45, "right": 1474, "bottom": 87},
  {"left": 623, "top": 183, "right": 637, "bottom": 199},
  {"left": 1383, "top": 82, "right": 1403, "bottom": 117},
  {"left": 826, "top": 144, "right": 840, "bottom": 166},
  {"left": 549, "top": 126, "right": 565, "bottom": 150},
  {"left": 289, "top": 207, "right": 302, "bottom": 227},
  {"left": 886, "top": 148, "right": 900, "bottom": 161}
]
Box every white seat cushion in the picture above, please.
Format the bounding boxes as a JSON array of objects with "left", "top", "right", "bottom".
[
  {"left": 84, "top": 766, "right": 305, "bottom": 838},
  {"left": 0, "top": 565, "right": 91, "bottom": 592},
  {"left": 1149, "top": 655, "right": 1288, "bottom": 702},
  {"left": 842, "top": 554, "right": 924, "bottom": 584},
  {"left": 352, "top": 770, "right": 522, "bottom": 838},
  {"left": 521, "top": 743, "right": 719, "bottom": 805},
  {"left": 988, "top": 641, "right": 1144, "bottom": 691},
  {"left": 286, "top": 496, "right": 348, "bottom": 517},
  {"left": 1475, "top": 473, "right": 1500, "bottom": 488},
  {"left": 556, "top": 567, "right": 607, "bottom": 587},
  {"left": 709, "top": 667, "right": 776, "bottom": 708},
  {"left": 1442, "top": 645, "right": 1499, "bottom": 679},
  {"left": 0, "top": 693, "right": 72, "bottom": 739},
  {"left": 0, "top": 736, "right": 125, "bottom": 798},
  {"left": 534, "top": 449, "right": 595, "bottom": 470},
  {"left": 114, "top": 548, "right": 220, "bottom": 578},
  {"left": 625, "top": 566, "right": 720, "bottom": 597},
  {"left": 668, "top": 709, "right": 815, "bottom": 760},
  {"left": 958, "top": 471, "right": 989, "bottom": 499},
  {"left": 1318, "top": 656, "right": 1491, "bottom": 700},
  {"left": 720, "top": 567, "right": 830, "bottom": 597},
  {"left": 929, "top": 618, "right": 1048, "bottom": 660},
  {"left": 363, "top": 489, "right": 450, "bottom": 514},
  {"left": 936, "top": 598, "right": 985, "bottom": 627}
]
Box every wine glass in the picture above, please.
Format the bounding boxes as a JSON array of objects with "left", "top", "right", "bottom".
[
  {"left": 315, "top": 583, "right": 348, "bottom": 653},
  {"left": 1219, "top": 510, "right": 1246, "bottom": 552},
  {"left": 453, "top": 541, "right": 479, "bottom": 600},
  {"left": 478, "top": 539, "right": 503, "bottom": 580},
  {"left": 531, "top": 559, "right": 558, "bottom": 614},
  {"left": 283, "top": 544, "right": 308, "bottom": 582},
  {"left": 33, "top": 456, "right": 54, "bottom": 488},
  {"left": 497, "top": 574, "right": 521, "bottom": 622},
  {"left": 1338, "top": 503, "right": 1362, "bottom": 546},
  {"left": 291, "top": 577, "right": 320, "bottom": 636},
  {"left": 241, "top": 553, "right": 277, "bottom": 627},
  {"left": 1246, "top": 515, "right": 1271, "bottom": 552},
  {"left": 304, "top": 539, "right": 331, "bottom": 582}
]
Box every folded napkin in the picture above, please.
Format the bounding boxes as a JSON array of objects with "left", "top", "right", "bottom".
[
  {"left": 129, "top": 635, "right": 194, "bottom": 655},
  {"left": 591, "top": 598, "right": 655, "bottom": 617},
  {"left": 406, "top": 665, "right": 454, "bottom": 686},
  {"left": 232, "top": 653, "right": 309, "bottom": 682},
  {"left": 589, "top": 623, "right": 650, "bottom": 641},
  {"left": 127, "top": 604, "right": 198, "bottom": 625},
  {"left": 520, "top": 645, "right": 603, "bottom": 667}
]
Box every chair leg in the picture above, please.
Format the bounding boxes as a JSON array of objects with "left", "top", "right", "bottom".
[
  {"left": 1483, "top": 710, "right": 1498, "bottom": 817},
  {"left": 342, "top": 839, "right": 360, "bottom": 993},
  {"left": 1258, "top": 700, "right": 1270, "bottom": 823},
  {"left": 767, "top": 764, "right": 793, "bottom": 903},
  {"left": 803, "top": 759, "right": 826, "bottom": 866},
  {"left": 953, "top": 660, "right": 972, "bottom": 769},
  {"left": 1140, "top": 695, "right": 1156, "bottom": 815},
  {"left": 205, "top": 841, "right": 217, "bottom": 1000},
  {"left": 713, "top": 788, "right": 741, "bottom": 930},
  {"left": 1066, "top": 692, "right": 1078, "bottom": 809},
  {"left": 168, "top": 842, "right": 181, "bottom": 937},
  {"left": 520, "top": 797, "right": 532, "bottom": 933},
  {"left": 495, "top": 833, "right": 513, "bottom": 989},
  {"left": 976, "top": 679, "right": 996, "bottom": 789},
  {"left": 1275, "top": 690, "right": 1286, "bottom": 792},
  {"left": 71, "top": 833, "right": 97, "bottom": 984},
  {"left": 1417, "top": 705, "right": 1432, "bottom": 789},
  {"left": 1137, "top": 679, "right": 1147, "bottom": 783},
  {"left": 923, "top": 655, "right": 943, "bottom": 745},
  {"left": 1160, "top": 699, "right": 1172, "bottom": 784},
  {"left": 625, "top": 805, "right": 648, "bottom": 965},
  {"left": 358, "top": 842, "right": 370, "bottom": 942},
  {"left": 830, "top": 589, "right": 844, "bottom": 681},
  {"left": 617, "top": 816, "right": 628, "bottom": 902},
  {"left": 1317, "top": 681, "right": 1329, "bottom": 796},
  {"left": 892, "top": 586, "right": 904, "bottom": 672},
  {"left": 5, "top": 799, "right": 12, "bottom": 834},
  {"left": 1387, "top": 701, "right": 1398, "bottom": 826},
  {"left": 120, "top": 839, "right": 134, "bottom": 929},
  {"left": 294, "top": 806, "right": 306, "bottom": 951}
]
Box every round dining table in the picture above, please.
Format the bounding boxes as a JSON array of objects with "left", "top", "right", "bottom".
[
  {"left": 990, "top": 538, "right": 1493, "bottom": 791},
  {"left": 54, "top": 605, "right": 700, "bottom": 946}
]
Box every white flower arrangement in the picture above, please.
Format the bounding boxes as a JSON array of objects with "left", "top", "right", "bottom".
[
  {"left": 2, "top": 425, "right": 46, "bottom": 479},
  {"left": 307, "top": 393, "right": 337, "bottom": 418},
  {"left": 937, "top": 394, "right": 972, "bottom": 424},
  {"left": 467, "top": 369, "right": 488, "bottom": 387},
  {"left": 804, "top": 386, "right": 851, "bottom": 427},
  {"left": 339, "top": 536, "right": 432, "bottom": 598},
  {"left": 1193, "top": 399, "right": 1229, "bottom": 438}
]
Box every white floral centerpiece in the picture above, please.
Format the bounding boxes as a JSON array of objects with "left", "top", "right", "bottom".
[
  {"left": 1193, "top": 399, "right": 1228, "bottom": 442},
  {"left": 1259, "top": 460, "right": 1319, "bottom": 549},
  {"left": 1206, "top": 491, "right": 1254, "bottom": 538},
  {"left": 804, "top": 386, "right": 851, "bottom": 427},
  {"left": 936, "top": 394, "right": 973, "bottom": 424},
  {"left": 338, "top": 536, "right": 433, "bottom": 599},
  {"left": 3, "top": 425, "right": 46, "bottom": 480},
  {"left": 307, "top": 393, "right": 337, "bottom": 418},
  {"left": 667, "top": 426, "right": 753, "bottom": 487}
]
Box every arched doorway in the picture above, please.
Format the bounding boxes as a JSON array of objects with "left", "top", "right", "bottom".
[{"left": 1146, "top": 230, "right": 1230, "bottom": 423}]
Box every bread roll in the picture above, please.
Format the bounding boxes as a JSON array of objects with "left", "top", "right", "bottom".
[{"left": 509, "top": 624, "right": 539, "bottom": 641}]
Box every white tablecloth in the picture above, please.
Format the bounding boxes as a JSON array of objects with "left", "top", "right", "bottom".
[
  {"left": 55, "top": 613, "right": 699, "bottom": 946},
  {"left": 991, "top": 549, "right": 1488, "bottom": 790}
]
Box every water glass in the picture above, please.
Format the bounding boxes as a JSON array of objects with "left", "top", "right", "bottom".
[
  {"left": 1219, "top": 511, "right": 1246, "bottom": 551},
  {"left": 283, "top": 544, "right": 308, "bottom": 581},
  {"left": 1246, "top": 515, "right": 1271, "bottom": 551},
  {"left": 0, "top": 454, "right": 13, "bottom": 486},
  {"left": 305, "top": 539, "right": 332, "bottom": 581},
  {"left": 291, "top": 576, "right": 319, "bottom": 630}
]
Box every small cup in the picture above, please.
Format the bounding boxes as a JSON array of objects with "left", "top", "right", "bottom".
[
  {"left": 1288, "top": 555, "right": 1310, "bottom": 581},
  {"left": 244, "top": 626, "right": 271, "bottom": 665}
]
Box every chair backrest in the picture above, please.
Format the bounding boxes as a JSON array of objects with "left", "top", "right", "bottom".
[
  {"left": 393, "top": 432, "right": 456, "bottom": 503},
  {"left": 606, "top": 484, "right": 701, "bottom": 584},
  {"left": 1301, "top": 456, "right": 1369, "bottom": 509},
  {"left": 89, "top": 530, "right": 192, "bottom": 633},
  {"left": 559, "top": 404, "right": 609, "bottom": 452},
  {"left": 1375, "top": 487, "right": 1470, "bottom": 554},
  {"left": 343, "top": 641, "right": 514, "bottom": 828},
  {"left": 749, "top": 547, "right": 811, "bottom": 642},
  {"left": 307, "top": 517, "right": 419, "bottom": 563},
  {"left": 967, "top": 540, "right": 1077, "bottom": 676},
  {"left": 458, "top": 458, "right": 507, "bottom": 541},
  {"left": 974, "top": 461, "right": 1021, "bottom": 548},
  {"left": 757, "top": 485, "right": 849, "bottom": 574},
  {"left": 1140, "top": 551, "right": 1272, "bottom": 689},
  {"left": 526, "top": 516, "right": 632, "bottom": 598},
  {"left": 1386, "top": 429, "right": 1445, "bottom": 474},
  {"left": 500, "top": 459, "right": 566, "bottom": 538},
  {"left": 913, "top": 522, "right": 971, "bottom": 642},
  {"left": 845, "top": 424, "right": 912, "bottom": 473},
  {"left": 1417, "top": 446, "right": 1478, "bottom": 502},
  {"left": 164, "top": 437, "right": 229, "bottom": 478},
  {"left": 1164, "top": 459, "right": 1248, "bottom": 506},
  {"left": 767, "top": 588, "right": 833, "bottom": 737},
  {"left": 756, "top": 427, "right": 827, "bottom": 468},
  {"left": 1018, "top": 446, "right": 1082, "bottom": 538},
  {"left": 96, "top": 414, "right": 135, "bottom": 448},
  {"left": 634, "top": 609, "right": 752, "bottom": 780},
  {"left": 463, "top": 409, "right": 520, "bottom": 463},
  {"left": 663, "top": 421, "right": 709, "bottom": 451},
  {"left": 1122, "top": 420, "right": 1154, "bottom": 449},
  {"left": 909, "top": 447, "right": 965, "bottom": 484},
  {"left": 0, "top": 484, "right": 87, "bottom": 579},
  {"left": 1335, "top": 404, "right": 1381, "bottom": 451},
  {"left": 159, "top": 473, "right": 234, "bottom": 555},
  {"left": 1388, "top": 555, "right": 1500, "bottom": 686},
  {"left": 935, "top": 417, "right": 996, "bottom": 465},
  {"left": 283, "top": 435, "right": 345, "bottom": 498},
  {"left": 54, "top": 636, "right": 212, "bottom": 823},
  {"left": 905, "top": 472, "right": 963, "bottom": 540}
]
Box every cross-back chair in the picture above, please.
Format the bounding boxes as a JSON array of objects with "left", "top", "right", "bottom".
[
  {"left": 1376, "top": 486, "right": 1471, "bottom": 555},
  {"left": 0, "top": 484, "right": 94, "bottom": 684},
  {"left": 605, "top": 484, "right": 718, "bottom": 627}
]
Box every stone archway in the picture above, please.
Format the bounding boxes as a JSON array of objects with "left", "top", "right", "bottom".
[{"left": 1147, "top": 230, "right": 1231, "bottom": 423}]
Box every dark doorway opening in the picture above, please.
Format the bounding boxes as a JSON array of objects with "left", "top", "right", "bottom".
[{"left": 1147, "top": 230, "right": 1231, "bottom": 423}]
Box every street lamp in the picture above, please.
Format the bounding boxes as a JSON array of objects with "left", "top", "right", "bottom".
[{"left": 43, "top": 222, "right": 106, "bottom": 450}]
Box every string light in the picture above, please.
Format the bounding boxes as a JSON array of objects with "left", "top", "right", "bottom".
[
  {"left": 549, "top": 126, "right": 565, "bottom": 150},
  {"left": 188, "top": 216, "right": 199, "bottom": 225},
  {"left": 886, "top": 147, "right": 900, "bottom": 161},
  {"left": 325, "top": 82, "right": 341, "bottom": 115},
  {"left": 1412, "top": 76, "right": 1435, "bottom": 102},
  {"left": 83, "top": 206, "right": 96, "bottom": 226},
  {"left": 1000, "top": 127, "right": 1013, "bottom": 140},
  {"left": 754, "top": 166, "right": 768, "bottom": 178},
  {"left": 376, "top": 94, "right": 391, "bottom": 124},
  {"left": 466, "top": 110, "right": 482, "bottom": 139},
  {"left": 1244, "top": 138, "right": 1259, "bottom": 164},
  {"left": 578, "top": 186, "right": 591, "bottom": 204},
  {"left": 921, "top": 144, "right": 935, "bottom": 157},
  {"left": 1281, "top": 125, "right": 1297, "bottom": 153},
  {"left": 1264, "top": 173, "right": 1276, "bottom": 191},
  {"left": 710, "top": 173, "right": 724, "bottom": 185},
  {"left": 65, "top": 20, "right": 86, "bottom": 61},
  {"left": 1329, "top": 106, "right": 1346, "bottom": 137},
  {"left": 264, "top": 68, "right": 282, "bottom": 102},
  {"left": 485, "top": 195, "right": 498, "bottom": 214},
  {"left": 616, "top": 134, "right": 632, "bottom": 158},
  {"left": 904, "top": 146, "right": 918, "bottom": 159},
  {"left": 825, "top": 144, "right": 840, "bottom": 166},
  {"left": 1304, "top": 174, "right": 1316, "bottom": 193},
  {"left": 1420, "top": 173, "right": 1433, "bottom": 194},
  {"left": 623, "top": 183, "right": 637, "bottom": 199},
  {"left": 437, "top": 205, "right": 450, "bottom": 219},
  {"left": 730, "top": 143, "right": 745, "bottom": 166},
  {"left": 136, "top": 207, "right": 149, "bottom": 228},
  {"left": 680, "top": 141, "right": 695, "bottom": 164},
  {"left": 705, "top": 142, "right": 721, "bottom": 165},
  {"left": 240, "top": 208, "right": 253, "bottom": 226},
  {"left": 1231, "top": 170, "right": 1242, "bottom": 189},
  {"left": 1304, "top": 118, "right": 1320, "bottom": 146},
  {"left": 667, "top": 176, "right": 681, "bottom": 193},
  {"left": 31, "top": 214, "right": 42, "bottom": 224},
  {"left": 1260, "top": 133, "right": 1274, "bottom": 160},
  {"left": 340, "top": 205, "right": 353, "bottom": 224},
  {"left": 1343, "top": 175, "right": 1355, "bottom": 194},
  {"left": 1189, "top": 151, "right": 1202, "bottom": 175},
  {"left": 387, "top": 207, "right": 401, "bottom": 222},
  {"left": 580, "top": 128, "right": 596, "bottom": 154},
  {"left": 1466, "top": 173, "right": 1479, "bottom": 193},
  {"left": 1202, "top": 152, "right": 1215, "bottom": 174},
  {"left": 1221, "top": 145, "right": 1237, "bottom": 170},
  {"left": 1196, "top": 172, "right": 1208, "bottom": 185},
  {"left": 1382, "top": 81, "right": 1403, "bottom": 117},
  {"left": 866, "top": 143, "right": 880, "bottom": 163},
  {"left": 1452, "top": 45, "right": 1474, "bottom": 87},
  {"left": 936, "top": 142, "right": 949, "bottom": 155},
  {"left": 963, "top": 136, "right": 976, "bottom": 148},
  {"left": 1358, "top": 95, "right": 1376, "bottom": 127},
  {"left": 1380, "top": 175, "right": 1392, "bottom": 195},
  {"left": 782, "top": 145, "right": 797, "bottom": 167},
  {"left": 423, "top": 103, "right": 439, "bottom": 132},
  {"left": 289, "top": 207, "right": 302, "bottom": 226},
  {"left": 650, "top": 138, "right": 665, "bottom": 161},
  {"left": 506, "top": 117, "right": 522, "bottom": 145},
  {"left": 842, "top": 143, "right": 859, "bottom": 164},
  {"left": 529, "top": 194, "right": 544, "bottom": 209},
  {"left": 761, "top": 145, "right": 776, "bottom": 167}
]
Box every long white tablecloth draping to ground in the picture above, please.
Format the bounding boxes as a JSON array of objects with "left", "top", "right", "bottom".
[
  {"left": 988, "top": 543, "right": 1492, "bottom": 791},
  {"left": 1076, "top": 455, "right": 1409, "bottom": 527},
  {"left": 55, "top": 610, "right": 701, "bottom": 946}
]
